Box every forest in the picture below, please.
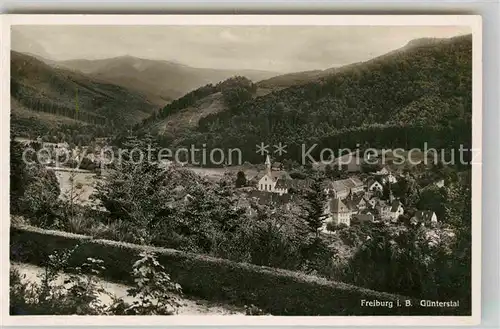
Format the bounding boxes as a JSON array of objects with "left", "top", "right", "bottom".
[{"left": 136, "top": 35, "right": 472, "bottom": 165}]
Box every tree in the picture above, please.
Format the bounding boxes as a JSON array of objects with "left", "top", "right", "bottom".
[
  {"left": 300, "top": 175, "right": 327, "bottom": 236},
  {"left": 324, "top": 164, "right": 334, "bottom": 178},
  {"left": 10, "top": 138, "right": 29, "bottom": 214},
  {"left": 361, "top": 162, "right": 382, "bottom": 173},
  {"left": 18, "top": 166, "right": 61, "bottom": 227},
  {"left": 417, "top": 185, "right": 446, "bottom": 220},
  {"left": 324, "top": 164, "right": 341, "bottom": 179},
  {"left": 382, "top": 182, "right": 391, "bottom": 200},
  {"left": 235, "top": 171, "right": 247, "bottom": 187},
  {"left": 297, "top": 174, "right": 332, "bottom": 274},
  {"left": 393, "top": 175, "right": 420, "bottom": 208},
  {"left": 94, "top": 153, "right": 174, "bottom": 244}
]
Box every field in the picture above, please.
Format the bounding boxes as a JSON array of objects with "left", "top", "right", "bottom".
[
  {"left": 54, "top": 169, "right": 98, "bottom": 206},
  {"left": 184, "top": 165, "right": 261, "bottom": 182},
  {"left": 52, "top": 165, "right": 260, "bottom": 205}
]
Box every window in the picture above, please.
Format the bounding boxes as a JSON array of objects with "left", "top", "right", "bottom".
[{"left": 260, "top": 184, "right": 263, "bottom": 190}]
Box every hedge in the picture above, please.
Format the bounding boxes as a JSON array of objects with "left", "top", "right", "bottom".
[{"left": 10, "top": 225, "right": 466, "bottom": 315}]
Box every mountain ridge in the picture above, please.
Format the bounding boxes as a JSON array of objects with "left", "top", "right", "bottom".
[
  {"left": 138, "top": 34, "right": 472, "bottom": 164},
  {"left": 10, "top": 51, "right": 156, "bottom": 136},
  {"left": 53, "top": 55, "right": 279, "bottom": 106}
]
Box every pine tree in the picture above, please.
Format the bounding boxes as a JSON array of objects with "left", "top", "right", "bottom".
[
  {"left": 235, "top": 171, "right": 247, "bottom": 187},
  {"left": 10, "top": 137, "right": 28, "bottom": 213},
  {"left": 301, "top": 175, "right": 328, "bottom": 236}
]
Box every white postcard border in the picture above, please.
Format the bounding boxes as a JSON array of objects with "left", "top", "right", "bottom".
[{"left": 0, "top": 14, "right": 482, "bottom": 326}]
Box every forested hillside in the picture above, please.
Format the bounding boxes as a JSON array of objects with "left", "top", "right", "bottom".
[
  {"left": 136, "top": 76, "right": 256, "bottom": 144},
  {"left": 56, "top": 56, "right": 277, "bottom": 106},
  {"left": 159, "top": 34, "right": 473, "bottom": 163},
  {"left": 11, "top": 51, "right": 156, "bottom": 129}
]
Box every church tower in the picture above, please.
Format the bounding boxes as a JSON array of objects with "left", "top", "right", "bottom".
[{"left": 265, "top": 154, "right": 272, "bottom": 176}]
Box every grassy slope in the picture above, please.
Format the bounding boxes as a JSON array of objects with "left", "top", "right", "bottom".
[{"left": 147, "top": 92, "right": 227, "bottom": 137}]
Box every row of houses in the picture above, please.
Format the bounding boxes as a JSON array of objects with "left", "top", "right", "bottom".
[
  {"left": 325, "top": 193, "right": 437, "bottom": 229},
  {"left": 241, "top": 155, "right": 439, "bottom": 229}
]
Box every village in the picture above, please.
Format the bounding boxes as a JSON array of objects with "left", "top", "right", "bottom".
[
  {"left": 8, "top": 22, "right": 477, "bottom": 320},
  {"left": 14, "top": 136, "right": 445, "bottom": 233},
  {"left": 238, "top": 154, "right": 442, "bottom": 232}
]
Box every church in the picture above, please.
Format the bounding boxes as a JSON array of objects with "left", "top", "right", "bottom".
[{"left": 256, "top": 155, "right": 300, "bottom": 195}]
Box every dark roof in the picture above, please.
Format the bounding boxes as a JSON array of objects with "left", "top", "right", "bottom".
[
  {"left": 329, "top": 198, "right": 350, "bottom": 213},
  {"left": 248, "top": 190, "right": 293, "bottom": 205},
  {"left": 276, "top": 177, "right": 313, "bottom": 190},
  {"left": 367, "top": 178, "right": 383, "bottom": 187},
  {"left": 344, "top": 194, "right": 366, "bottom": 211},
  {"left": 359, "top": 208, "right": 375, "bottom": 215},
  {"left": 254, "top": 170, "right": 291, "bottom": 182},
  {"left": 412, "top": 210, "right": 436, "bottom": 222},
  {"left": 390, "top": 200, "right": 403, "bottom": 212},
  {"left": 327, "top": 177, "right": 364, "bottom": 194}
]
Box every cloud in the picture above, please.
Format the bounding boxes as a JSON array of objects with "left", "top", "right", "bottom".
[{"left": 11, "top": 25, "right": 471, "bottom": 73}]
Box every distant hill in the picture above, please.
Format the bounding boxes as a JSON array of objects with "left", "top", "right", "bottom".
[
  {"left": 55, "top": 56, "right": 279, "bottom": 106},
  {"left": 11, "top": 51, "right": 156, "bottom": 128},
  {"left": 140, "top": 34, "right": 472, "bottom": 164},
  {"left": 11, "top": 29, "right": 53, "bottom": 60},
  {"left": 257, "top": 70, "right": 324, "bottom": 92}
]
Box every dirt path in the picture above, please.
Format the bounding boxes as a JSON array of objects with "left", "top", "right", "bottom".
[{"left": 11, "top": 263, "right": 245, "bottom": 315}]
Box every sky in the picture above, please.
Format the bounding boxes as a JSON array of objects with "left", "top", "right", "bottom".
[{"left": 12, "top": 25, "right": 471, "bottom": 73}]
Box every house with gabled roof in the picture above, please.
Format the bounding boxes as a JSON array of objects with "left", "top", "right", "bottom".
[
  {"left": 344, "top": 191, "right": 367, "bottom": 213},
  {"left": 411, "top": 210, "right": 438, "bottom": 226},
  {"left": 375, "top": 166, "right": 390, "bottom": 175},
  {"left": 255, "top": 155, "right": 309, "bottom": 195},
  {"left": 363, "top": 193, "right": 378, "bottom": 208},
  {"left": 367, "top": 179, "right": 384, "bottom": 192},
  {"left": 375, "top": 166, "right": 398, "bottom": 184},
  {"left": 389, "top": 200, "right": 404, "bottom": 222},
  {"left": 326, "top": 177, "right": 364, "bottom": 199},
  {"left": 256, "top": 155, "right": 290, "bottom": 195},
  {"left": 326, "top": 197, "right": 353, "bottom": 226},
  {"left": 375, "top": 200, "right": 392, "bottom": 220}
]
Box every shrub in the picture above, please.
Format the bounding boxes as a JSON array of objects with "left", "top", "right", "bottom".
[
  {"left": 109, "top": 252, "right": 182, "bottom": 315},
  {"left": 64, "top": 215, "right": 109, "bottom": 238},
  {"left": 326, "top": 222, "right": 348, "bottom": 232},
  {"left": 10, "top": 247, "right": 182, "bottom": 315},
  {"left": 10, "top": 225, "right": 465, "bottom": 315},
  {"left": 18, "top": 166, "right": 61, "bottom": 228},
  {"left": 10, "top": 246, "right": 109, "bottom": 315}
]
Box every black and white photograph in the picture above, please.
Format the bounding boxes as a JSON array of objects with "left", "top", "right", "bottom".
[{"left": 2, "top": 15, "right": 481, "bottom": 326}]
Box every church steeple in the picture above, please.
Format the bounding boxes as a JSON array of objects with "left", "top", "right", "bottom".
[{"left": 265, "top": 154, "right": 272, "bottom": 176}]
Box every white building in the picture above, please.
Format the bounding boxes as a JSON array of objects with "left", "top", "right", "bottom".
[
  {"left": 368, "top": 180, "right": 384, "bottom": 192},
  {"left": 257, "top": 155, "right": 293, "bottom": 195},
  {"left": 411, "top": 211, "right": 438, "bottom": 226},
  {"left": 389, "top": 200, "right": 404, "bottom": 222},
  {"left": 325, "top": 197, "right": 353, "bottom": 227}
]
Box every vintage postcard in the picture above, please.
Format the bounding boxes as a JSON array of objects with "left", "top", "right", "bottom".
[{"left": 1, "top": 15, "right": 481, "bottom": 326}]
